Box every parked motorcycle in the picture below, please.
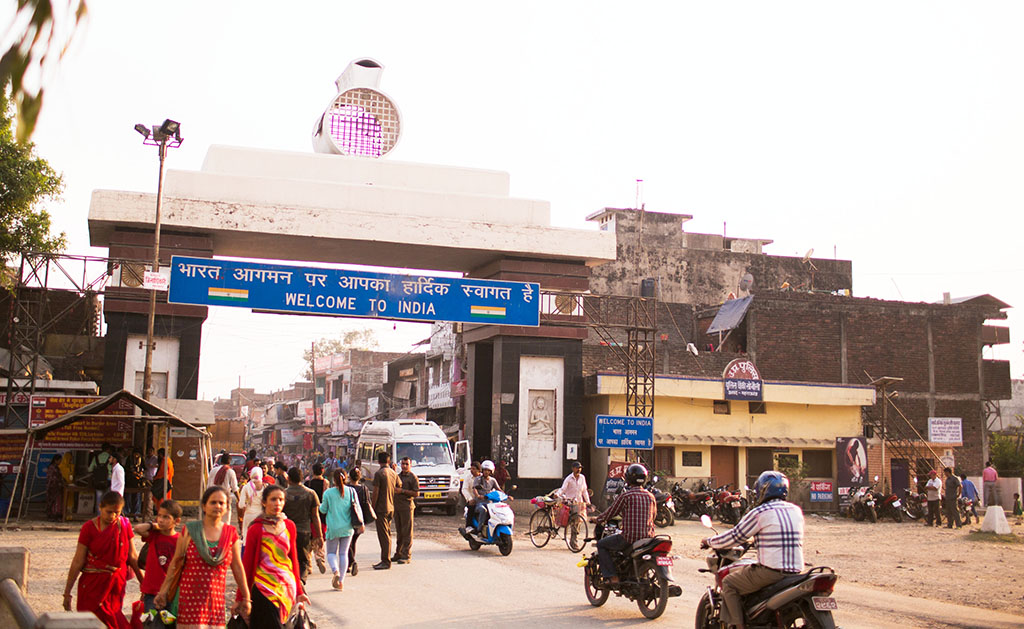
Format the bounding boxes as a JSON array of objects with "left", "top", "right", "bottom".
[
  {"left": 645, "top": 476, "right": 676, "bottom": 528},
  {"left": 902, "top": 486, "right": 926, "bottom": 520},
  {"left": 870, "top": 486, "right": 903, "bottom": 523},
  {"left": 579, "top": 518, "right": 683, "bottom": 619},
  {"left": 958, "top": 496, "right": 978, "bottom": 524},
  {"left": 671, "top": 480, "right": 714, "bottom": 521},
  {"left": 459, "top": 489, "right": 514, "bottom": 555},
  {"left": 850, "top": 484, "right": 877, "bottom": 523},
  {"left": 696, "top": 515, "right": 839, "bottom": 629},
  {"left": 713, "top": 484, "right": 744, "bottom": 525}
]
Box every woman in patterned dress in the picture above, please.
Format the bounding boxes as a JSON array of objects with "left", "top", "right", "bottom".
[
  {"left": 155, "top": 486, "right": 248, "bottom": 629},
  {"left": 239, "top": 484, "right": 308, "bottom": 628}
]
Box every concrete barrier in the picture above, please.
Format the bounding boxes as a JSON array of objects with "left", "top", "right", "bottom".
[{"left": 0, "top": 547, "right": 102, "bottom": 628}]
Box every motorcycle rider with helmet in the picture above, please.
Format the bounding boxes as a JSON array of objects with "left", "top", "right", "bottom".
[
  {"left": 700, "top": 471, "right": 805, "bottom": 629},
  {"left": 470, "top": 460, "right": 501, "bottom": 534},
  {"left": 593, "top": 463, "right": 656, "bottom": 586}
]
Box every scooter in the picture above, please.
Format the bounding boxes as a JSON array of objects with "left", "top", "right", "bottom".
[
  {"left": 459, "top": 489, "right": 514, "bottom": 556},
  {"left": 695, "top": 515, "right": 839, "bottom": 629},
  {"left": 579, "top": 517, "right": 683, "bottom": 619}
]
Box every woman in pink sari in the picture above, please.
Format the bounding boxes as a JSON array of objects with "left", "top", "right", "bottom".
[{"left": 63, "top": 491, "right": 142, "bottom": 628}]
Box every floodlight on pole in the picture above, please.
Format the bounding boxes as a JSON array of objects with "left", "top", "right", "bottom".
[{"left": 137, "top": 119, "right": 183, "bottom": 401}]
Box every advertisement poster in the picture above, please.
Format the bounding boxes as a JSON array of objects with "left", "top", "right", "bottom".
[
  {"left": 835, "top": 436, "right": 867, "bottom": 508},
  {"left": 29, "top": 395, "right": 134, "bottom": 428}
]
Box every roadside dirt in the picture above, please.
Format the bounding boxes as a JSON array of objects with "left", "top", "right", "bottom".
[{"left": 3, "top": 508, "right": 1022, "bottom": 618}]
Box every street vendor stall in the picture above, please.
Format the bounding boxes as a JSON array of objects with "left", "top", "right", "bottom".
[{"left": 1, "top": 389, "right": 212, "bottom": 524}]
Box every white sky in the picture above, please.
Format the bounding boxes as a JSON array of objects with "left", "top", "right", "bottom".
[{"left": 7, "top": 1, "right": 1024, "bottom": 398}]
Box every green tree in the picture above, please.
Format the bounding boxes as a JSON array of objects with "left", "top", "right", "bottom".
[
  {"left": 1, "top": 1, "right": 88, "bottom": 142},
  {"left": 990, "top": 432, "right": 1024, "bottom": 476},
  {"left": 301, "top": 328, "right": 379, "bottom": 379},
  {"left": 0, "top": 88, "right": 65, "bottom": 276}
]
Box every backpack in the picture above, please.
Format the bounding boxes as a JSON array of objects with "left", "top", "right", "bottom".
[{"left": 91, "top": 462, "right": 110, "bottom": 491}]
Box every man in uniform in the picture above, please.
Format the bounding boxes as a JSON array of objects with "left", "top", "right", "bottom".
[
  {"left": 372, "top": 451, "right": 400, "bottom": 570},
  {"left": 393, "top": 457, "right": 419, "bottom": 564}
]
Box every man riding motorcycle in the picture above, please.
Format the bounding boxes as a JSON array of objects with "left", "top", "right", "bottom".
[
  {"left": 593, "top": 463, "right": 655, "bottom": 585},
  {"left": 700, "top": 471, "right": 804, "bottom": 629},
  {"left": 470, "top": 460, "right": 501, "bottom": 534}
]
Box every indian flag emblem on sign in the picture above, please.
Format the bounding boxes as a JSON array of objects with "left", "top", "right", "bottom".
[
  {"left": 208, "top": 287, "right": 248, "bottom": 302},
  {"left": 470, "top": 305, "right": 506, "bottom": 319}
]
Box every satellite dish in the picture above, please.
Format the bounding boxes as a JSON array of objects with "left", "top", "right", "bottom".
[
  {"left": 801, "top": 248, "right": 814, "bottom": 263},
  {"left": 739, "top": 273, "right": 754, "bottom": 292}
]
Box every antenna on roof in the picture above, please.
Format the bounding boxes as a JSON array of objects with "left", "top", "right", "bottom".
[{"left": 801, "top": 249, "right": 817, "bottom": 291}]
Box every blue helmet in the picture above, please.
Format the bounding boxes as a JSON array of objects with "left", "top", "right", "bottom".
[{"left": 754, "top": 471, "right": 789, "bottom": 505}]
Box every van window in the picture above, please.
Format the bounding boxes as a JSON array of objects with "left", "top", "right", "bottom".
[
  {"left": 373, "top": 443, "right": 387, "bottom": 461},
  {"left": 358, "top": 442, "right": 372, "bottom": 461},
  {"left": 396, "top": 442, "right": 451, "bottom": 467}
]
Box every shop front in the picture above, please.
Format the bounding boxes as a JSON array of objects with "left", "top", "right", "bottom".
[{"left": 584, "top": 372, "right": 875, "bottom": 509}]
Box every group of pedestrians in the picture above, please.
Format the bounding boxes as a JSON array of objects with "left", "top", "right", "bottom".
[
  {"left": 370, "top": 452, "right": 417, "bottom": 569},
  {"left": 44, "top": 445, "right": 174, "bottom": 521}
]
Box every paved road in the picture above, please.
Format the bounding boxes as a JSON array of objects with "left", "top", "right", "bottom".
[{"left": 301, "top": 533, "right": 1024, "bottom": 628}]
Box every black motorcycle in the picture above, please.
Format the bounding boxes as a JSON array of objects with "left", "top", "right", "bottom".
[
  {"left": 696, "top": 516, "right": 838, "bottom": 629},
  {"left": 646, "top": 476, "right": 676, "bottom": 528},
  {"left": 671, "top": 480, "right": 715, "bottom": 521},
  {"left": 580, "top": 519, "right": 683, "bottom": 619}
]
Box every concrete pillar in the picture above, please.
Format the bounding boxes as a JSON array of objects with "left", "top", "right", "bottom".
[
  {"left": 0, "top": 547, "right": 28, "bottom": 628},
  {"left": 34, "top": 612, "right": 104, "bottom": 628}
]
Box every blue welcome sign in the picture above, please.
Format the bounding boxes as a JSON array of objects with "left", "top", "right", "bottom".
[
  {"left": 595, "top": 415, "right": 654, "bottom": 450},
  {"left": 168, "top": 256, "right": 540, "bottom": 327}
]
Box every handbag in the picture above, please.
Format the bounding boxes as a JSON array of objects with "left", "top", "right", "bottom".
[
  {"left": 348, "top": 486, "right": 364, "bottom": 528},
  {"left": 285, "top": 605, "right": 316, "bottom": 629},
  {"left": 356, "top": 484, "right": 376, "bottom": 524},
  {"left": 226, "top": 615, "right": 249, "bottom": 629}
]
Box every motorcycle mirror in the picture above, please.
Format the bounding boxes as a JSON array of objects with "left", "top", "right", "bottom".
[
  {"left": 913, "top": 476, "right": 918, "bottom": 483},
  {"left": 744, "top": 485, "right": 750, "bottom": 491},
  {"left": 700, "top": 514, "right": 714, "bottom": 529},
  {"left": 873, "top": 475, "right": 879, "bottom": 482}
]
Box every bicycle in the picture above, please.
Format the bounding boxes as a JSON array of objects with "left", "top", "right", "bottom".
[{"left": 528, "top": 490, "right": 591, "bottom": 552}]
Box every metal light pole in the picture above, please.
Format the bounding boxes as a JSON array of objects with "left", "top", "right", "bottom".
[{"left": 135, "top": 120, "right": 182, "bottom": 401}]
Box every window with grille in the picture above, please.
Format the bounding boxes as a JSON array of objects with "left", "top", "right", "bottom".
[
  {"left": 804, "top": 450, "right": 833, "bottom": 477},
  {"left": 714, "top": 400, "right": 731, "bottom": 415},
  {"left": 749, "top": 401, "right": 766, "bottom": 414}
]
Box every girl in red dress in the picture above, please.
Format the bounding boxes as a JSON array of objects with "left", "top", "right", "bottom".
[
  {"left": 62, "top": 491, "right": 142, "bottom": 628},
  {"left": 155, "top": 486, "right": 249, "bottom": 629}
]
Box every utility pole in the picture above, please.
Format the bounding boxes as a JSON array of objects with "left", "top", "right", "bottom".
[{"left": 310, "top": 341, "right": 319, "bottom": 453}]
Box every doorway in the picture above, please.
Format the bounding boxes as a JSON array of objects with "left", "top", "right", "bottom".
[
  {"left": 890, "top": 458, "right": 910, "bottom": 495},
  {"left": 711, "top": 446, "right": 738, "bottom": 489},
  {"left": 746, "top": 447, "right": 774, "bottom": 488}
]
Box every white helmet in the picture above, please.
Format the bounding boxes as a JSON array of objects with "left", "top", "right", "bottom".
[{"left": 481, "top": 460, "right": 495, "bottom": 472}]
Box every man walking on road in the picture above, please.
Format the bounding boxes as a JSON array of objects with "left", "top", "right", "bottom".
[
  {"left": 284, "top": 466, "right": 323, "bottom": 583},
  {"left": 982, "top": 461, "right": 999, "bottom": 508},
  {"left": 943, "top": 467, "right": 962, "bottom": 529},
  {"left": 372, "top": 451, "right": 400, "bottom": 570},
  {"left": 393, "top": 457, "right": 419, "bottom": 564}
]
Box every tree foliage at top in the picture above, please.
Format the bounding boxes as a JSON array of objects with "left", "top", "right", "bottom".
[
  {"left": 1, "top": 0, "right": 88, "bottom": 142},
  {"left": 0, "top": 87, "right": 65, "bottom": 266},
  {"left": 301, "top": 328, "right": 380, "bottom": 379}
]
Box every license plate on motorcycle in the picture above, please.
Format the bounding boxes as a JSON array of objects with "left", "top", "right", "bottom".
[
  {"left": 892, "top": 500, "right": 901, "bottom": 507},
  {"left": 655, "top": 556, "right": 673, "bottom": 566},
  {"left": 423, "top": 491, "right": 442, "bottom": 499},
  {"left": 812, "top": 597, "right": 837, "bottom": 611},
  {"left": 731, "top": 501, "right": 741, "bottom": 507}
]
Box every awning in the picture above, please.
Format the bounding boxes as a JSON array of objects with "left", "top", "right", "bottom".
[
  {"left": 706, "top": 296, "right": 753, "bottom": 334},
  {"left": 30, "top": 389, "right": 208, "bottom": 436},
  {"left": 653, "top": 433, "right": 834, "bottom": 448}
]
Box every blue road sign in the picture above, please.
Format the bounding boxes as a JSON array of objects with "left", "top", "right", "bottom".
[
  {"left": 168, "top": 256, "right": 540, "bottom": 327},
  {"left": 595, "top": 415, "right": 654, "bottom": 450}
]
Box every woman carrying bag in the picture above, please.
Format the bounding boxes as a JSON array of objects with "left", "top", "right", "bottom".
[
  {"left": 240, "top": 484, "right": 309, "bottom": 628},
  {"left": 320, "top": 468, "right": 364, "bottom": 591},
  {"left": 155, "top": 486, "right": 248, "bottom": 628},
  {"left": 238, "top": 466, "right": 266, "bottom": 539}
]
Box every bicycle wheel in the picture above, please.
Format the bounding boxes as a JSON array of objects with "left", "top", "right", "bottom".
[
  {"left": 529, "top": 509, "right": 553, "bottom": 548},
  {"left": 565, "top": 512, "right": 589, "bottom": 552}
]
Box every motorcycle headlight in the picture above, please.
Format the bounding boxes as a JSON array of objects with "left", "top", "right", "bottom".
[{"left": 665, "top": 499, "right": 674, "bottom": 508}]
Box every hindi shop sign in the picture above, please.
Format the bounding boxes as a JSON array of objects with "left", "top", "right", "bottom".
[
  {"left": 169, "top": 256, "right": 540, "bottom": 327},
  {"left": 595, "top": 415, "right": 654, "bottom": 450},
  {"left": 722, "top": 358, "right": 763, "bottom": 401},
  {"left": 29, "top": 395, "right": 134, "bottom": 429},
  {"left": 810, "top": 480, "right": 834, "bottom": 502},
  {"left": 928, "top": 417, "right": 963, "bottom": 444}
]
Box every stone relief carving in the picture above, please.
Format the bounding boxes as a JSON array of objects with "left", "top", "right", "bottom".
[{"left": 527, "top": 389, "right": 556, "bottom": 446}]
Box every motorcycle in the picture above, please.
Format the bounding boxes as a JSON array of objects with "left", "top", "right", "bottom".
[
  {"left": 902, "top": 485, "right": 926, "bottom": 520},
  {"left": 870, "top": 486, "right": 903, "bottom": 523},
  {"left": 671, "top": 480, "right": 714, "bottom": 520},
  {"left": 696, "top": 515, "right": 839, "bottom": 629},
  {"left": 713, "top": 484, "right": 744, "bottom": 525},
  {"left": 459, "top": 489, "right": 514, "bottom": 556},
  {"left": 850, "top": 484, "right": 877, "bottom": 523},
  {"left": 645, "top": 476, "right": 676, "bottom": 528},
  {"left": 579, "top": 518, "right": 683, "bottom": 619},
  {"left": 958, "top": 496, "right": 977, "bottom": 524}
]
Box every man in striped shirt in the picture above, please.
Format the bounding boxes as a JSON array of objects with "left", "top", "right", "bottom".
[
  {"left": 701, "top": 471, "right": 804, "bottom": 629},
  {"left": 594, "top": 464, "right": 655, "bottom": 584}
]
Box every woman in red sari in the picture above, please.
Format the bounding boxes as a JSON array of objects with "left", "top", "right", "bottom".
[
  {"left": 156, "top": 486, "right": 248, "bottom": 629},
  {"left": 63, "top": 491, "right": 142, "bottom": 628}
]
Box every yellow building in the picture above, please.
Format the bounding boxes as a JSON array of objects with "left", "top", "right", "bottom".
[{"left": 584, "top": 372, "right": 875, "bottom": 502}]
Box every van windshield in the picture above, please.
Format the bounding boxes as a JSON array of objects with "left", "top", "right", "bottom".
[{"left": 396, "top": 442, "right": 451, "bottom": 467}]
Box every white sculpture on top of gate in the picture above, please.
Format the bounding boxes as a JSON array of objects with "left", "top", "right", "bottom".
[{"left": 312, "top": 58, "right": 401, "bottom": 158}]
